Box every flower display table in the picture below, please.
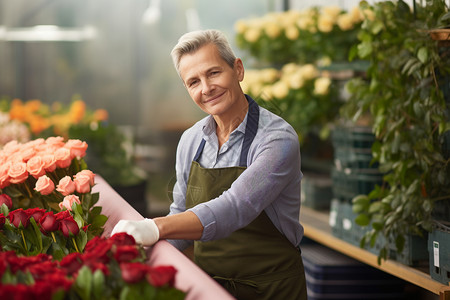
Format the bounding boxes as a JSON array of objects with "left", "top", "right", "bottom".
[{"left": 93, "top": 176, "right": 234, "bottom": 300}]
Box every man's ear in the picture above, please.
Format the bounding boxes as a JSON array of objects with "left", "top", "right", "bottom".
[{"left": 235, "top": 58, "right": 245, "bottom": 81}]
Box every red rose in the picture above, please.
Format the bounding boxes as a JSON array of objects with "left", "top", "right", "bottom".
[
  {"left": 55, "top": 210, "right": 71, "bottom": 221},
  {"left": 40, "top": 211, "right": 60, "bottom": 233},
  {"left": 85, "top": 262, "right": 110, "bottom": 276},
  {"left": 30, "top": 281, "right": 54, "bottom": 300},
  {"left": 26, "top": 261, "right": 58, "bottom": 279},
  {"left": 147, "top": 265, "right": 177, "bottom": 287},
  {"left": 26, "top": 208, "right": 46, "bottom": 223},
  {"left": 84, "top": 236, "right": 104, "bottom": 253},
  {"left": 0, "top": 284, "right": 32, "bottom": 300},
  {"left": 113, "top": 245, "right": 139, "bottom": 263},
  {"left": 0, "top": 213, "right": 5, "bottom": 229},
  {"left": 41, "top": 273, "right": 73, "bottom": 292},
  {"left": 0, "top": 193, "right": 12, "bottom": 209},
  {"left": 59, "top": 216, "right": 79, "bottom": 237},
  {"left": 8, "top": 208, "right": 29, "bottom": 228},
  {"left": 120, "top": 262, "right": 149, "bottom": 284},
  {"left": 110, "top": 232, "right": 136, "bottom": 246},
  {"left": 59, "top": 252, "right": 83, "bottom": 275},
  {"left": 83, "top": 241, "right": 112, "bottom": 265}
]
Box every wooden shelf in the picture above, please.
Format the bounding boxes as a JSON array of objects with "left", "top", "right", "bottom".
[{"left": 300, "top": 206, "right": 450, "bottom": 300}]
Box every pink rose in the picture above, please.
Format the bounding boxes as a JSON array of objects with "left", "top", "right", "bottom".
[
  {"left": 64, "top": 139, "right": 88, "bottom": 159},
  {"left": 45, "top": 136, "right": 65, "bottom": 148},
  {"left": 56, "top": 176, "right": 76, "bottom": 196},
  {"left": 2, "top": 140, "right": 20, "bottom": 155},
  {"left": 35, "top": 175, "right": 55, "bottom": 195},
  {"left": 58, "top": 195, "right": 81, "bottom": 211},
  {"left": 27, "top": 156, "right": 46, "bottom": 179},
  {"left": 8, "top": 161, "right": 29, "bottom": 184},
  {"left": 54, "top": 148, "right": 72, "bottom": 169},
  {"left": 20, "top": 147, "right": 35, "bottom": 163},
  {"left": 73, "top": 173, "right": 91, "bottom": 194},
  {"left": 42, "top": 154, "right": 57, "bottom": 173},
  {"left": 77, "top": 170, "right": 95, "bottom": 186},
  {"left": 0, "top": 163, "right": 10, "bottom": 189}
]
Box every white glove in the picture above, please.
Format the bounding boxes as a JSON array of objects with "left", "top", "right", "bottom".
[{"left": 111, "top": 219, "right": 160, "bottom": 246}]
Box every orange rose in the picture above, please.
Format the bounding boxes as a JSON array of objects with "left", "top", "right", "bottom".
[
  {"left": 35, "top": 175, "right": 55, "bottom": 195},
  {"left": 77, "top": 170, "right": 95, "bottom": 186},
  {"left": 8, "top": 161, "right": 29, "bottom": 184},
  {"left": 42, "top": 154, "right": 57, "bottom": 173},
  {"left": 56, "top": 176, "right": 76, "bottom": 196},
  {"left": 0, "top": 163, "right": 11, "bottom": 189}
]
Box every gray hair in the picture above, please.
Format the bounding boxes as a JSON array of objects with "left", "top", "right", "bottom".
[{"left": 170, "top": 29, "right": 236, "bottom": 76}]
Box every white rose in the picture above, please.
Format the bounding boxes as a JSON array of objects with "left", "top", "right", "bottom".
[
  {"left": 318, "top": 14, "right": 334, "bottom": 33},
  {"left": 288, "top": 72, "right": 305, "bottom": 90},
  {"left": 300, "top": 64, "right": 319, "bottom": 81},
  {"left": 264, "top": 21, "right": 281, "bottom": 39},
  {"left": 314, "top": 77, "right": 332, "bottom": 95}
]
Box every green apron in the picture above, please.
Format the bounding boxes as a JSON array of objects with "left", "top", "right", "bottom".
[{"left": 185, "top": 97, "right": 307, "bottom": 300}]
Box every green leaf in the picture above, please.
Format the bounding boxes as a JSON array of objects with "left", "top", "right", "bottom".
[
  {"left": 355, "top": 213, "right": 370, "bottom": 226},
  {"left": 92, "top": 270, "right": 105, "bottom": 300},
  {"left": 75, "top": 266, "right": 93, "bottom": 300},
  {"left": 368, "top": 202, "right": 383, "bottom": 214},
  {"left": 417, "top": 47, "right": 428, "bottom": 64}
]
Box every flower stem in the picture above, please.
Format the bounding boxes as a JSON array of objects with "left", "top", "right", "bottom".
[
  {"left": 20, "top": 230, "right": 28, "bottom": 253},
  {"left": 23, "top": 182, "right": 33, "bottom": 199},
  {"left": 51, "top": 232, "right": 57, "bottom": 243},
  {"left": 72, "top": 237, "right": 80, "bottom": 253}
]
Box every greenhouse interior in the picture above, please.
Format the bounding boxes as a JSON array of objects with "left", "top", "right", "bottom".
[{"left": 0, "top": 0, "right": 449, "bottom": 299}]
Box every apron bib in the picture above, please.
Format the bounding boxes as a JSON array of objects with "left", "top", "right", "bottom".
[{"left": 185, "top": 97, "right": 307, "bottom": 300}]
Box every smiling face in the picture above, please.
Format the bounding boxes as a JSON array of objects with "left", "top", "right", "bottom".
[{"left": 178, "top": 43, "right": 245, "bottom": 119}]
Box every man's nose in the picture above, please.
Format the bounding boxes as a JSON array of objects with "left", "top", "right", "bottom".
[{"left": 201, "top": 79, "right": 214, "bottom": 95}]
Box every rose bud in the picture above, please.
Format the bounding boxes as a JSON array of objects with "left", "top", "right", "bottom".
[
  {"left": 0, "top": 194, "right": 12, "bottom": 209},
  {"left": 60, "top": 216, "right": 79, "bottom": 237},
  {"left": 8, "top": 208, "right": 30, "bottom": 228},
  {"left": 73, "top": 173, "right": 91, "bottom": 194},
  {"left": 110, "top": 232, "right": 136, "bottom": 246},
  {"left": 58, "top": 195, "right": 81, "bottom": 211},
  {"left": 26, "top": 208, "right": 46, "bottom": 223},
  {"left": 56, "top": 176, "right": 76, "bottom": 196},
  {"left": 40, "top": 212, "right": 60, "bottom": 233},
  {"left": 35, "top": 175, "right": 55, "bottom": 196}
]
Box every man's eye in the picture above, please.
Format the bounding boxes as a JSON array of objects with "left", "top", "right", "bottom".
[{"left": 188, "top": 80, "right": 198, "bottom": 87}]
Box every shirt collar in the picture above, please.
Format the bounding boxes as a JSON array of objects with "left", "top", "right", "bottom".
[{"left": 202, "top": 112, "right": 248, "bottom": 139}]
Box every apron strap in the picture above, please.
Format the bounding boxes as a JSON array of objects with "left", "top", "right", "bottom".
[
  {"left": 239, "top": 96, "right": 259, "bottom": 167},
  {"left": 193, "top": 95, "right": 260, "bottom": 166}
]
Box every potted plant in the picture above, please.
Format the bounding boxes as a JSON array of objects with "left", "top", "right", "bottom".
[{"left": 339, "top": 0, "right": 450, "bottom": 262}]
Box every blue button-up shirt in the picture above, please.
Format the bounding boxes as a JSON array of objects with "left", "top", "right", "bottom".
[{"left": 168, "top": 104, "right": 304, "bottom": 250}]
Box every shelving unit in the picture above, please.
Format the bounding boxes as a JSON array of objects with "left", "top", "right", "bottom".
[{"left": 300, "top": 206, "right": 450, "bottom": 300}]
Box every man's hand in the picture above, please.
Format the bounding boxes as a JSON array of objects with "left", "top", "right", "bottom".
[{"left": 111, "top": 219, "right": 160, "bottom": 246}]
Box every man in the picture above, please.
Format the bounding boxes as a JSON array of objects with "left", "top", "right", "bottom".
[{"left": 113, "top": 29, "right": 307, "bottom": 300}]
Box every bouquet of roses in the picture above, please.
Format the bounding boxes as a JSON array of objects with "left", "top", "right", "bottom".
[
  {"left": 0, "top": 232, "right": 186, "bottom": 300},
  {"left": 0, "top": 137, "right": 107, "bottom": 258}
]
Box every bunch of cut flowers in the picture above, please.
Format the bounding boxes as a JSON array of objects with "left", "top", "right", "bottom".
[
  {"left": 0, "top": 136, "right": 107, "bottom": 258},
  {"left": 0, "top": 232, "right": 186, "bottom": 299}
]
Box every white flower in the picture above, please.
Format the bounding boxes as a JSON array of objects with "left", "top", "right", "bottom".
[
  {"left": 285, "top": 25, "right": 300, "bottom": 40},
  {"left": 244, "top": 27, "right": 261, "bottom": 43},
  {"left": 272, "top": 81, "right": 290, "bottom": 99},
  {"left": 337, "top": 13, "right": 354, "bottom": 31}
]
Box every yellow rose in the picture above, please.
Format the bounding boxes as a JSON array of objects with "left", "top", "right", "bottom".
[
  {"left": 272, "top": 81, "right": 290, "bottom": 99},
  {"left": 337, "top": 13, "right": 354, "bottom": 31},
  {"left": 350, "top": 6, "right": 363, "bottom": 24},
  {"left": 234, "top": 20, "right": 248, "bottom": 34},
  {"left": 244, "top": 27, "right": 261, "bottom": 43},
  {"left": 322, "top": 6, "right": 342, "bottom": 20},
  {"left": 300, "top": 64, "right": 319, "bottom": 81},
  {"left": 314, "top": 77, "right": 332, "bottom": 95},
  {"left": 282, "top": 63, "right": 300, "bottom": 75},
  {"left": 318, "top": 14, "right": 334, "bottom": 33},
  {"left": 362, "top": 9, "right": 375, "bottom": 21},
  {"left": 261, "top": 68, "right": 279, "bottom": 83},
  {"left": 264, "top": 21, "right": 281, "bottom": 39},
  {"left": 285, "top": 25, "right": 299, "bottom": 40},
  {"left": 260, "top": 86, "right": 273, "bottom": 101},
  {"left": 288, "top": 72, "right": 305, "bottom": 90}
]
